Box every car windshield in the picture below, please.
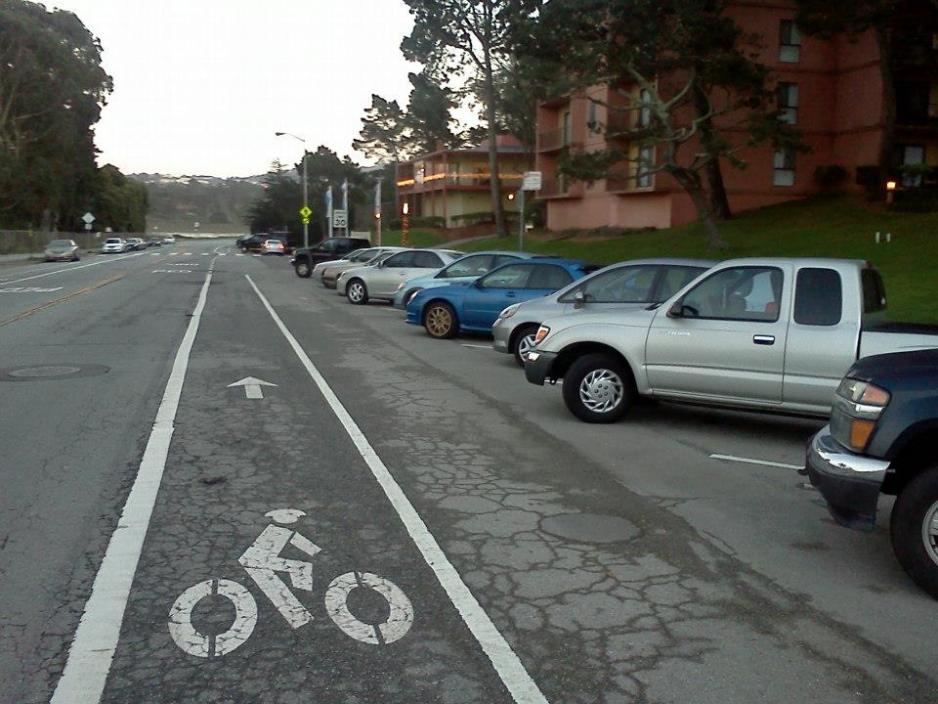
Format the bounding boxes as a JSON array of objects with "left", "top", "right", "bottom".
[{"left": 49, "top": 240, "right": 72, "bottom": 247}]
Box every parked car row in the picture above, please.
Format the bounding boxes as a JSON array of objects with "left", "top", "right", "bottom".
[
  {"left": 100, "top": 236, "right": 168, "bottom": 253},
  {"left": 287, "top": 240, "right": 938, "bottom": 598}
]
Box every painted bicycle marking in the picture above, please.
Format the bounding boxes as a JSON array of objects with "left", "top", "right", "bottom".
[{"left": 168, "top": 508, "right": 414, "bottom": 658}]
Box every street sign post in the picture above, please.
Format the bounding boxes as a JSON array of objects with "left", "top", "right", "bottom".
[
  {"left": 82, "top": 212, "right": 95, "bottom": 232},
  {"left": 332, "top": 210, "right": 348, "bottom": 230},
  {"left": 518, "top": 172, "right": 542, "bottom": 250}
]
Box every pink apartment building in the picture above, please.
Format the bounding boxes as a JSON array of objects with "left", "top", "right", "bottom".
[{"left": 536, "top": 0, "right": 938, "bottom": 231}]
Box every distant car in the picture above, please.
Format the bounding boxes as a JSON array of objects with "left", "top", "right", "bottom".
[
  {"left": 406, "top": 259, "right": 599, "bottom": 339},
  {"left": 391, "top": 251, "right": 538, "bottom": 309},
  {"left": 102, "top": 237, "right": 126, "bottom": 253},
  {"left": 262, "top": 238, "right": 286, "bottom": 255},
  {"left": 146, "top": 238, "right": 162, "bottom": 247},
  {"left": 311, "top": 248, "right": 380, "bottom": 282},
  {"left": 291, "top": 237, "right": 372, "bottom": 278},
  {"left": 320, "top": 247, "right": 406, "bottom": 288},
  {"left": 162, "top": 236, "right": 176, "bottom": 245},
  {"left": 338, "top": 249, "right": 463, "bottom": 304},
  {"left": 126, "top": 237, "right": 145, "bottom": 251},
  {"left": 44, "top": 239, "right": 81, "bottom": 262},
  {"left": 492, "top": 259, "right": 715, "bottom": 365}
]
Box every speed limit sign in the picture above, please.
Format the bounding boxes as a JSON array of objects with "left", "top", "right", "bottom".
[{"left": 332, "top": 210, "right": 348, "bottom": 229}]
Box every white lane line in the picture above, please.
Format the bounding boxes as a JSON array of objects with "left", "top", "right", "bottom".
[
  {"left": 183, "top": 252, "right": 192, "bottom": 256},
  {"left": 0, "top": 253, "right": 143, "bottom": 285},
  {"left": 201, "top": 252, "right": 210, "bottom": 256},
  {"left": 245, "top": 275, "right": 548, "bottom": 704},
  {"left": 709, "top": 454, "right": 803, "bottom": 470},
  {"left": 169, "top": 252, "right": 179, "bottom": 256},
  {"left": 235, "top": 253, "right": 244, "bottom": 257},
  {"left": 461, "top": 344, "right": 491, "bottom": 350},
  {"left": 150, "top": 253, "right": 160, "bottom": 256},
  {"left": 51, "top": 271, "right": 214, "bottom": 704}
]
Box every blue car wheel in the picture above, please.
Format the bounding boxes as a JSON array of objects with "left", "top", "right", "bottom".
[{"left": 423, "top": 301, "right": 458, "bottom": 339}]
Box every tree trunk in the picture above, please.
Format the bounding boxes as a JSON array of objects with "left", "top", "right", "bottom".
[
  {"left": 482, "top": 56, "right": 507, "bottom": 237},
  {"left": 673, "top": 168, "right": 727, "bottom": 249},
  {"left": 875, "top": 23, "right": 896, "bottom": 176},
  {"left": 692, "top": 83, "right": 731, "bottom": 220}
]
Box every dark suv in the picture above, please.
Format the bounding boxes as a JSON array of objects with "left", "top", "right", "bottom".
[
  {"left": 805, "top": 347, "right": 938, "bottom": 598},
  {"left": 291, "top": 237, "right": 371, "bottom": 278}
]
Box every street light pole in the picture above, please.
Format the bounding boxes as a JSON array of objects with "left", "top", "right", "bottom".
[{"left": 275, "top": 131, "right": 309, "bottom": 248}]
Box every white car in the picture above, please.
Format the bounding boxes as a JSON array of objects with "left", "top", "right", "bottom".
[
  {"left": 337, "top": 249, "right": 463, "bottom": 305},
  {"left": 102, "top": 237, "right": 126, "bottom": 253},
  {"left": 162, "top": 235, "right": 176, "bottom": 244}
]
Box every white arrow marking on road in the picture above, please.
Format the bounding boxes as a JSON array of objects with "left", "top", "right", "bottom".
[{"left": 228, "top": 376, "right": 277, "bottom": 399}]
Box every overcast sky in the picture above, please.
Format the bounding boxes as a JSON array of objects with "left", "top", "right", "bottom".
[{"left": 50, "top": 0, "right": 419, "bottom": 177}]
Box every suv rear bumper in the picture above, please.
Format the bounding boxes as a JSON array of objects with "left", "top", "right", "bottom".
[{"left": 805, "top": 426, "right": 890, "bottom": 531}]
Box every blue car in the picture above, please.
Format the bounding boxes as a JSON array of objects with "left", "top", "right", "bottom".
[
  {"left": 391, "top": 250, "right": 537, "bottom": 309},
  {"left": 407, "top": 258, "right": 598, "bottom": 339}
]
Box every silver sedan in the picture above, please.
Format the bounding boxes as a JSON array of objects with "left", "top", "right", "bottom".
[
  {"left": 492, "top": 258, "right": 716, "bottom": 365},
  {"left": 319, "top": 247, "right": 406, "bottom": 288},
  {"left": 337, "top": 249, "right": 463, "bottom": 304},
  {"left": 43, "top": 239, "right": 81, "bottom": 262}
]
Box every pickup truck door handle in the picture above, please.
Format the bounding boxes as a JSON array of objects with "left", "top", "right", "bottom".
[{"left": 753, "top": 335, "right": 775, "bottom": 346}]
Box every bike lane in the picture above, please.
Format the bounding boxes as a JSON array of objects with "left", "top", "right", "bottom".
[{"left": 96, "top": 260, "right": 517, "bottom": 703}]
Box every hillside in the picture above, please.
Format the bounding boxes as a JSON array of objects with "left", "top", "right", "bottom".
[
  {"left": 454, "top": 195, "right": 938, "bottom": 324},
  {"left": 130, "top": 173, "right": 268, "bottom": 234}
]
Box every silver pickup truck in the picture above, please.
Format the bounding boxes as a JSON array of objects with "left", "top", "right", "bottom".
[{"left": 524, "top": 258, "right": 938, "bottom": 423}]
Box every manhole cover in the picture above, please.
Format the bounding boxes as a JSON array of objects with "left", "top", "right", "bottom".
[
  {"left": 540, "top": 513, "right": 639, "bottom": 543},
  {"left": 0, "top": 364, "right": 110, "bottom": 382}
]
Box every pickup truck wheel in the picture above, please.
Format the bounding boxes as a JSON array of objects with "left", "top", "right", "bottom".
[
  {"left": 511, "top": 325, "right": 540, "bottom": 367},
  {"left": 424, "top": 302, "right": 458, "bottom": 339},
  {"left": 891, "top": 467, "right": 938, "bottom": 599},
  {"left": 346, "top": 279, "right": 369, "bottom": 305},
  {"left": 563, "top": 353, "right": 635, "bottom": 423},
  {"left": 294, "top": 260, "right": 312, "bottom": 278}
]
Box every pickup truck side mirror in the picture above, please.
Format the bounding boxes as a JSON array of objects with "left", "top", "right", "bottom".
[
  {"left": 573, "top": 290, "right": 587, "bottom": 310},
  {"left": 667, "top": 300, "right": 684, "bottom": 318}
]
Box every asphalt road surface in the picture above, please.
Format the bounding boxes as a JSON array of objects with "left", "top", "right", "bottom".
[{"left": 2, "top": 240, "right": 936, "bottom": 704}]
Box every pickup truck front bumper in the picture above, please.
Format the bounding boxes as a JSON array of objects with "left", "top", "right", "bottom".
[
  {"left": 524, "top": 350, "right": 558, "bottom": 385},
  {"left": 805, "top": 426, "right": 890, "bottom": 531}
]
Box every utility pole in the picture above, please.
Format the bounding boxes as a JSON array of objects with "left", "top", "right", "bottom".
[{"left": 375, "top": 178, "right": 382, "bottom": 246}]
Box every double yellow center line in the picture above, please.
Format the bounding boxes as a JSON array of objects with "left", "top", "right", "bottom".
[{"left": 0, "top": 274, "right": 125, "bottom": 328}]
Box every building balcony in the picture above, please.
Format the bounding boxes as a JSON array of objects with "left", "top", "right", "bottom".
[
  {"left": 538, "top": 178, "right": 580, "bottom": 199},
  {"left": 396, "top": 173, "right": 525, "bottom": 192},
  {"left": 538, "top": 129, "right": 580, "bottom": 153}
]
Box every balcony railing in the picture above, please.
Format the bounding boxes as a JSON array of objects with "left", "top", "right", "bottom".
[
  {"left": 396, "top": 173, "right": 525, "bottom": 190},
  {"left": 539, "top": 178, "right": 570, "bottom": 198},
  {"left": 538, "top": 128, "right": 578, "bottom": 152}
]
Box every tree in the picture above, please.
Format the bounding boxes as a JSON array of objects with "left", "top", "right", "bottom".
[
  {"left": 0, "top": 0, "right": 113, "bottom": 230},
  {"left": 353, "top": 95, "right": 409, "bottom": 163},
  {"left": 404, "top": 69, "right": 462, "bottom": 153},
  {"left": 795, "top": 0, "right": 898, "bottom": 174},
  {"left": 521, "top": 0, "right": 797, "bottom": 248},
  {"left": 401, "top": 0, "right": 542, "bottom": 237}
]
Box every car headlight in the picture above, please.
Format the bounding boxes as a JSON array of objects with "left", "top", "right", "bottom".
[
  {"left": 831, "top": 378, "right": 891, "bottom": 452},
  {"left": 534, "top": 325, "right": 550, "bottom": 345},
  {"left": 499, "top": 304, "right": 520, "bottom": 319}
]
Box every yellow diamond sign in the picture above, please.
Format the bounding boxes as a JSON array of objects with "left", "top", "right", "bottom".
[{"left": 299, "top": 205, "right": 312, "bottom": 219}]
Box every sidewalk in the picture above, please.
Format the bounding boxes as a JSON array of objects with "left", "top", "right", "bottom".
[{"left": 0, "top": 253, "right": 40, "bottom": 268}]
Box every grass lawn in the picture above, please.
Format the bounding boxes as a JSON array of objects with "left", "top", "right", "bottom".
[
  {"left": 456, "top": 195, "right": 938, "bottom": 324},
  {"left": 375, "top": 228, "right": 447, "bottom": 248}
]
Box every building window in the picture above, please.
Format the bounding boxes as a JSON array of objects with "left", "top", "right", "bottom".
[
  {"left": 561, "top": 110, "right": 572, "bottom": 146},
  {"left": 900, "top": 144, "right": 925, "bottom": 187},
  {"left": 637, "top": 89, "right": 652, "bottom": 128},
  {"left": 773, "top": 147, "right": 795, "bottom": 186},
  {"left": 587, "top": 101, "right": 599, "bottom": 133},
  {"left": 779, "top": 20, "right": 801, "bottom": 63},
  {"left": 777, "top": 83, "right": 799, "bottom": 124},
  {"left": 636, "top": 145, "right": 654, "bottom": 188}
]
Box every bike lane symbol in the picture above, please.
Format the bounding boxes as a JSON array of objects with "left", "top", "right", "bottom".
[{"left": 168, "top": 509, "right": 414, "bottom": 658}]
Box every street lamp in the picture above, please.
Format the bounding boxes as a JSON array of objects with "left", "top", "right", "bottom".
[
  {"left": 275, "top": 131, "right": 309, "bottom": 248},
  {"left": 401, "top": 201, "right": 410, "bottom": 247},
  {"left": 885, "top": 179, "right": 898, "bottom": 206}
]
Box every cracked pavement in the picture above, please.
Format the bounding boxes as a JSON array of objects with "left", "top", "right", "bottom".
[{"left": 2, "top": 241, "right": 936, "bottom": 703}]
